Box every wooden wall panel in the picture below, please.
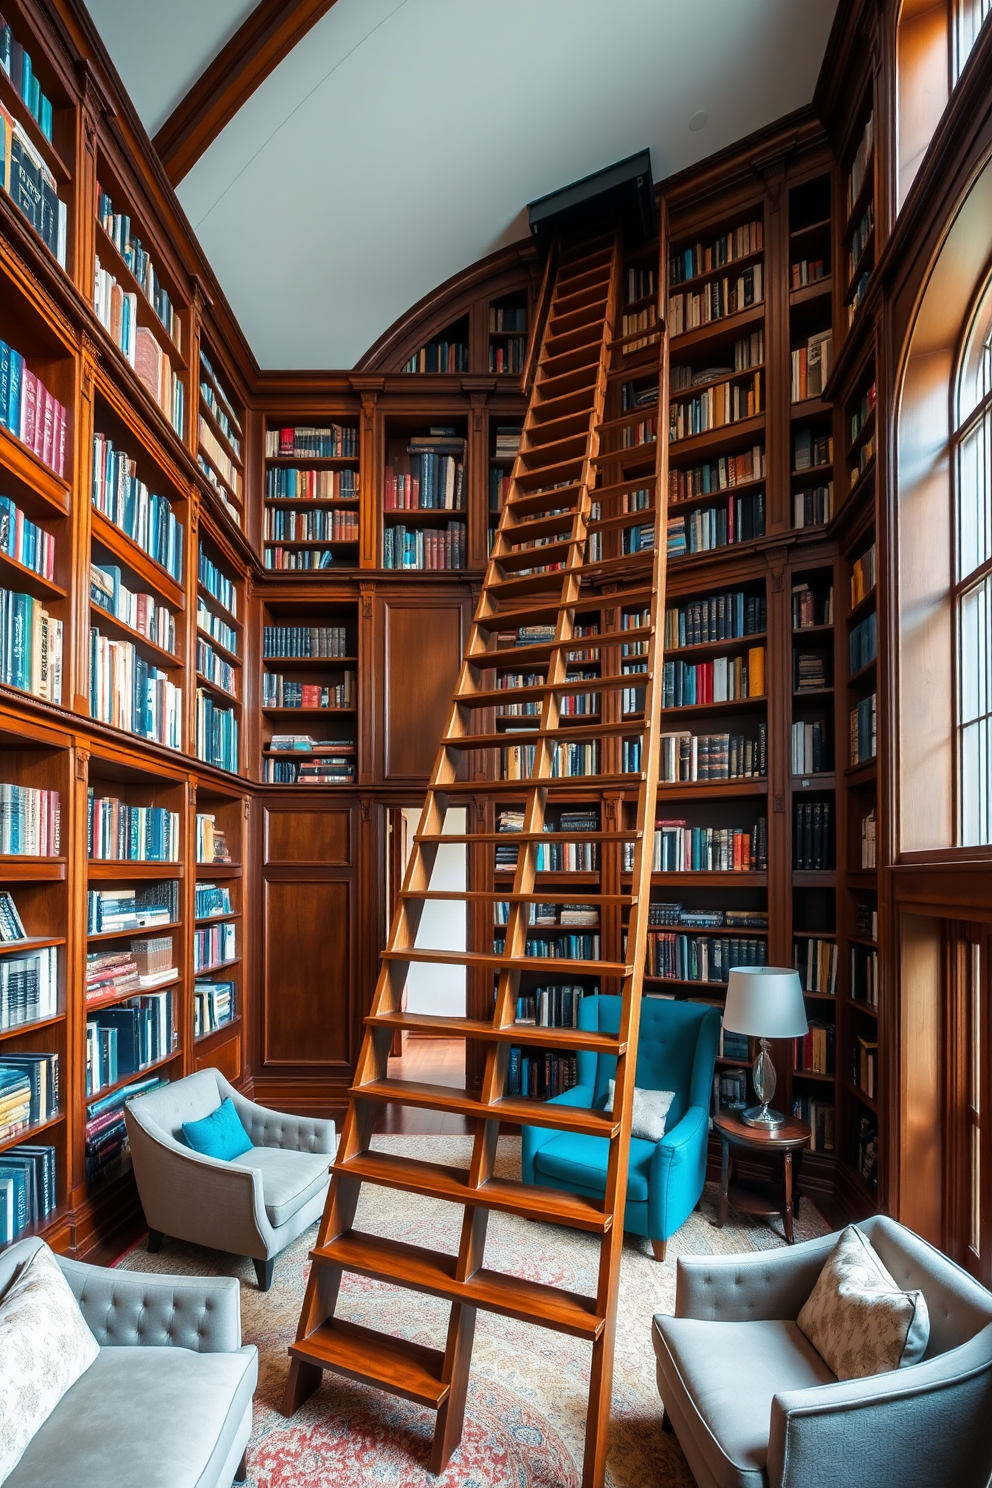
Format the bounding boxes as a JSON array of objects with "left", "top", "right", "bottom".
[
  {"left": 196, "top": 1032, "right": 241, "bottom": 1082},
  {"left": 382, "top": 598, "right": 465, "bottom": 780},
  {"left": 265, "top": 807, "right": 350, "bottom": 864},
  {"left": 263, "top": 878, "right": 353, "bottom": 1067},
  {"left": 898, "top": 912, "right": 944, "bottom": 1245}
]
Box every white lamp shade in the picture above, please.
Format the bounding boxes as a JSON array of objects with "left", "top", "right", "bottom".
[{"left": 723, "top": 966, "right": 808, "bottom": 1039}]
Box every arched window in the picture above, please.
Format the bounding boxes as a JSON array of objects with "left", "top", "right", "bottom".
[
  {"left": 955, "top": 0, "right": 992, "bottom": 78},
  {"left": 955, "top": 275, "right": 992, "bottom": 843}
]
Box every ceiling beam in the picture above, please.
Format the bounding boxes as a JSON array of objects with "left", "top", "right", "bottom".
[{"left": 153, "top": 0, "right": 340, "bottom": 185}]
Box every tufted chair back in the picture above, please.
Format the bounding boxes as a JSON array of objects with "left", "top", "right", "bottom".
[
  {"left": 574, "top": 994, "right": 720, "bottom": 1130},
  {"left": 125, "top": 1066, "right": 227, "bottom": 1147}
]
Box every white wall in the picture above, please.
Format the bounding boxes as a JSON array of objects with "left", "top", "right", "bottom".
[{"left": 402, "top": 806, "right": 466, "bottom": 1017}]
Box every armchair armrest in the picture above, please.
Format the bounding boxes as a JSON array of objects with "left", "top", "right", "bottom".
[
  {"left": 226, "top": 1085, "right": 337, "bottom": 1154},
  {"left": 674, "top": 1229, "right": 840, "bottom": 1322},
  {"left": 654, "top": 1104, "right": 708, "bottom": 1165},
  {"left": 57, "top": 1257, "right": 243, "bottom": 1353},
  {"left": 767, "top": 1328, "right": 992, "bottom": 1488},
  {"left": 521, "top": 1085, "right": 595, "bottom": 1183}
]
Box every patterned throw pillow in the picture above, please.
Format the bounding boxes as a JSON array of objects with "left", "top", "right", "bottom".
[
  {"left": 605, "top": 1080, "right": 675, "bottom": 1142},
  {"left": 797, "top": 1225, "right": 930, "bottom": 1380},
  {"left": 0, "top": 1243, "right": 100, "bottom": 1481}
]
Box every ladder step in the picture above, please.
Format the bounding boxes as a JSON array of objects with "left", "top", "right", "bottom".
[
  {"left": 517, "top": 432, "right": 590, "bottom": 468},
  {"left": 412, "top": 829, "right": 640, "bottom": 846},
  {"left": 551, "top": 280, "right": 611, "bottom": 317},
  {"left": 313, "top": 1232, "right": 605, "bottom": 1341},
  {"left": 547, "top": 300, "right": 608, "bottom": 338},
  {"left": 430, "top": 773, "right": 644, "bottom": 796},
  {"left": 443, "top": 719, "right": 647, "bottom": 752},
  {"left": 380, "top": 947, "right": 630, "bottom": 975},
  {"left": 455, "top": 674, "right": 638, "bottom": 710},
  {"left": 500, "top": 509, "right": 578, "bottom": 542},
  {"left": 366, "top": 1009, "right": 627, "bottom": 1055},
  {"left": 534, "top": 361, "right": 601, "bottom": 403},
  {"left": 334, "top": 1149, "right": 612, "bottom": 1232},
  {"left": 289, "top": 1318, "right": 448, "bottom": 1408},
  {"left": 466, "top": 625, "right": 654, "bottom": 669},
  {"left": 350, "top": 1078, "right": 622, "bottom": 1138},
  {"left": 540, "top": 343, "right": 606, "bottom": 379},
  {"left": 524, "top": 409, "right": 594, "bottom": 447}
]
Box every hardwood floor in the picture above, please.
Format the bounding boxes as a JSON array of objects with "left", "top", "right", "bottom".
[{"left": 376, "top": 1037, "right": 472, "bottom": 1134}]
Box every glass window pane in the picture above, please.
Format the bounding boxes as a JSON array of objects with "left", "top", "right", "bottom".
[
  {"left": 959, "top": 411, "right": 992, "bottom": 580},
  {"left": 961, "top": 716, "right": 992, "bottom": 845},
  {"left": 957, "top": 0, "right": 992, "bottom": 81}
]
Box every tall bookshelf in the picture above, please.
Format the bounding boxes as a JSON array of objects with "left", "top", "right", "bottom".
[
  {"left": 263, "top": 417, "right": 361, "bottom": 572},
  {"left": 380, "top": 413, "right": 468, "bottom": 571},
  {"left": 259, "top": 599, "right": 358, "bottom": 783},
  {"left": 197, "top": 343, "right": 245, "bottom": 529},
  {"left": 195, "top": 529, "right": 243, "bottom": 775},
  {"left": 193, "top": 786, "right": 244, "bottom": 1079}
]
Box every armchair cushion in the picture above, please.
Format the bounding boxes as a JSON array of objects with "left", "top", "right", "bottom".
[
  {"left": 534, "top": 1131, "right": 656, "bottom": 1202},
  {"left": 797, "top": 1224, "right": 930, "bottom": 1379},
  {"left": 228, "top": 1145, "right": 331, "bottom": 1228},
  {"left": 605, "top": 1080, "right": 674, "bottom": 1142},
  {"left": 182, "top": 1098, "right": 253, "bottom": 1161},
  {"left": 653, "top": 1314, "right": 835, "bottom": 1488}
]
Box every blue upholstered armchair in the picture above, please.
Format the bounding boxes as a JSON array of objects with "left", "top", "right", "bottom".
[{"left": 521, "top": 994, "right": 721, "bottom": 1260}]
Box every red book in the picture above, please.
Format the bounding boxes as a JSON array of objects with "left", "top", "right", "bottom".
[
  {"left": 383, "top": 467, "right": 395, "bottom": 510},
  {"left": 300, "top": 684, "right": 321, "bottom": 708},
  {"left": 41, "top": 385, "right": 55, "bottom": 469}
]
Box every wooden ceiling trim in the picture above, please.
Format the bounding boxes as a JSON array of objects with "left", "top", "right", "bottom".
[{"left": 152, "top": 0, "right": 340, "bottom": 185}]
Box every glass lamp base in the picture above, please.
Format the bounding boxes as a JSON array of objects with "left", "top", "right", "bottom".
[
  {"left": 741, "top": 1102, "right": 786, "bottom": 1129},
  {"left": 742, "top": 1038, "right": 784, "bottom": 1127}
]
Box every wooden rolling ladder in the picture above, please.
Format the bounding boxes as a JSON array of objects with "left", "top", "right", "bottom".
[{"left": 284, "top": 230, "right": 669, "bottom": 1488}]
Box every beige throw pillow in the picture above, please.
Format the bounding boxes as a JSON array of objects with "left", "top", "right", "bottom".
[
  {"left": 797, "top": 1225, "right": 930, "bottom": 1380},
  {"left": 606, "top": 1080, "right": 674, "bottom": 1142},
  {"left": 0, "top": 1244, "right": 100, "bottom": 1482}
]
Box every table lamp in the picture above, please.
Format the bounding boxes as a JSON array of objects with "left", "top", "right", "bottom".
[{"left": 723, "top": 966, "right": 808, "bottom": 1129}]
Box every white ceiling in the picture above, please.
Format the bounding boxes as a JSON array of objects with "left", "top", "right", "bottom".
[{"left": 85, "top": 0, "right": 839, "bottom": 370}]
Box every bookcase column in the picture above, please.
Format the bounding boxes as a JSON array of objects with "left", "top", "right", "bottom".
[
  {"left": 66, "top": 743, "right": 92, "bottom": 1228},
  {"left": 467, "top": 391, "right": 489, "bottom": 569},
  {"left": 355, "top": 385, "right": 380, "bottom": 568},
  {"left": 185, "top": 493, "right": 201, "bottom": 760},
  {"left": 74, "top": 68, "right": 101, "bottom": 303},
  {"left": 761, "top": 163, "right": 792, "bottom": 536},
  {"left": 358, "top": 583, "right": 376, "bottom": 784},
  {"left": 71, "top": 337, "right": 99, "bottom": 716}
]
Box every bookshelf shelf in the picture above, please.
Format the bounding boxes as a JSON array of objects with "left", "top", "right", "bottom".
[
  {"left": 0, "top": 859, "right": 66, "bottom": 882},
  {"left": 0, "top": 550, "right": 66, "bottom": 603},
  {"left": 790, "top": 396, "right": 831, "bottom": 421},
  {"left": 194, "top": 1015, "right": 241, "bottom": 1047},
  {"left": 655, "top": 781, "right": 768, "bottom": 800},
  {"left": 846, "top": 1081, "right": 877, "bottom": 1114},
  {"left": 88, "top": 921, "right": 181, "bottom": 944},
  {"left": 88, "top": 603, "right": 178, "bottom": 671},
  {"left": 0, "top": 426, "right": 71, "bottom": 514},
  {"left": 668, "top": 412, "right": 765, "bottom": 462},
  {"left": 86, "top": 975, "right": 182, "bottom": 1015},
  {"left": 666, "top": 631, "right": 768, "bottom": 661},
  {"left": 195, "top": 956, "right": 240, "bottom": 977},
  {"left": 790, "top": 278, "right": 832, "bottom": 308},
  {"left": 87, "top": 860, "right": 183, "bottom": 879},
  {"left": 0, "top": 1011, "right": 64, "bottom": 1044},
  {"left": 669, "top": 303, "right": 765, "bottom": 355},
  {"left": 94, "top": 222, "right": 186, "bottom": 372},
  {"left": 90, "top": 510, "right": 184, "bottom": 610},
  {"left": 0, "top": 1111, "right": 64, "bottom": 1158},
  {"left": 845, "top": 760, "right": 877, "bottom": 784},
  {"left": 793, "top": 1069, "right": 836, "bottom": 1084},
  {"left": 88, "top": 1050, "right": 182, "bottom": 1108}
]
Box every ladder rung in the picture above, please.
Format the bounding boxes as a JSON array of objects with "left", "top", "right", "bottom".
[
  {"left": 540, "top": 343, "right": 606, "bottom": 380},
  {"left": 587, "top": 508, "right": 657, "bottom": 535},
  {"left": 551, "top": 283, "right": 611, "bottom": 319},
  {"left": 349, "top": 1078, "right": 621, "bottom": 1138},
  {"left": 289, "top": 1318, "right": 448, "bottom": 1408},
  {"left": 312, "top": 1232, "right": 605, "bottom": 1341},
  {"left": 466, "top": 625, "right": 654, "bottom": 668},
  {"left": 597, "top": 408, "right": 660, "bottom": 437},
  {"left": 429, "top": 772, "right": 644, "bottom": 796},
  {"left": 413, "top": 829, "right": 640, "bottom": 845},
  {"left": 366, "top": 1009, "right": 628, "bottom": 1055},
  {"left": 535, "top": 361, "right": 601, "bottom": 403},
  {"left": 547, "top": 301, "right": 609, "bottom": 339},
  {"left": 380, "top": 947, "right": 631, "bottom": 975},
  {"left": 334, "top": 1149, "right": 612, "bottom": 1232},
  {"left": 502, "top": 484, "right": 584, "bottom": 519},
  {"left": 397, "top": 889, "right": 635, "bottom": 906},
  {"left": 494, "top": 536, "right": 575, "bottom": 570},
  {"left": 454, "top": 676, "right": 634, "bottom": 709},
  {"left": 607, "top": 346, "right": 661, "bottom": 381},
  {"left": 444, "top": 720, "right": 647, "bottom": 752},
  {"left": 486, "top": 570, "right": 578, "bottom": 602},
  {"left": 500, "top": 510, "right": 577, "bottom": 543},
  {"left": 518, "top": 432, "right": 589, "bottom": 468},
  {"left": 524, "top": 410, "right": 594, "bottom": 447}
]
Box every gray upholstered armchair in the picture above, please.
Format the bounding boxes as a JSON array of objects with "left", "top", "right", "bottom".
[
  {"left": 2, "top": 1236, "right": 256, "bottom": 1488},
  {"left": 653, "top": 1215, "right": 992, "bottom": 1488},
  {"left": 125, "top": 1067, "right": 336, "bottom": 1290}
]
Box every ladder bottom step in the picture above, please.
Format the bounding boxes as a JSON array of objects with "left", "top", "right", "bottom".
[
  {"left": 289, "top": 1318, "right": 449, "bottom": 1408},
  {"left": 313, "top": 1230, "right": 605, "bottom": 1341}
]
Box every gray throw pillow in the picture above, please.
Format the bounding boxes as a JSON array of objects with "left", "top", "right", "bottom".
[{"left": 605, "top": 1080, "right": 674, "bottom": 1142}]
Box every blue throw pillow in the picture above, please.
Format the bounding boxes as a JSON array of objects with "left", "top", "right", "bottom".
[{"left": 182, "top": 1098, "right": 253, "bottom": 1160}]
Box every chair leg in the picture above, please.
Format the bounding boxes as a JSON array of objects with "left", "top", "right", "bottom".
[
  {"left": 254, "top": 1257, "right": 275, "bottom": 1291},
  {"left": 233, "top": 1449, "right": 248, "bottom": 1484},
  {"left": 661, "top": 1409, "right": 675, "bottom": 1434},
  {"left": 147, "top": 1229, "right": 164, "bottom": 1254},
  {"left": 650, "top": 1238, "right": 667, "bottom": 1262}
]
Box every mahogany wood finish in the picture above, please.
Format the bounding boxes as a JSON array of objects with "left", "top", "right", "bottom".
[{"left": 714, "top": 1109, "right": 811, "bottom": 1244}]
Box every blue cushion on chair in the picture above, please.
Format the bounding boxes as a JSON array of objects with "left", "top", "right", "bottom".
[
  {"left": 534, "top": 1132, "right": 656, "bottom": 1202},
  {"left": 182, "top": 1098, "right": 253, "bottom": 1160}
]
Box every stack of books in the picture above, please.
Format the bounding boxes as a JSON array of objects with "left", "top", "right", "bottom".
[
  {"left": 0, "top": 782, "right": 60, "bottom": 855},
  {"left": 0, "top": 337, "right": 68, "bottom": 474},
  {"left": 87, "top": 795, "right": 179, "bottom": 862},
  {"left": 794, "top": 801, "right": 833, "bottom": 869},
  {"left": 85, "top": 1074, "right": 167, "bottom": 1183},
  {"left": 1, "top": 1052, "right": 58, "bottom": 1123},
  {"left": 0, "top": 945, "right": 57, "bottom": 1028},
  {"left": 194, "top": 981, "right": 235, "bottom": 1037},
  {"left": 87, "top": 882, "right": 178, "bottom": 934},
  {"left": 0, "top": 1142, "right": 57, "bottom": 1241}
]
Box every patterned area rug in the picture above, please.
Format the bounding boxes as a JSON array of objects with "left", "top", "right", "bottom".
[{"left": 117, "top": 1136, "right": 829, "bottom": 1487}]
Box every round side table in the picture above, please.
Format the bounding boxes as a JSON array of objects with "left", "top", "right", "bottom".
[{"left": 712, "top": 1109, "right": 811, "bottom": 1244}]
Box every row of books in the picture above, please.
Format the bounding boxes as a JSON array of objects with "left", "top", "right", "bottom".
[
  {"left": 490, "top": 304, "right": 527, "bottom": 333},
  {"left": 199, "top": 353, "right": 242, "bottom": 450},
  {"left": 265, "top": 468, "right": 358, "bottom": 502},
  {"left": 0, "top": 493, "right": 54, "bottom": 580},
  {"left": 87, "top": 793, "right": 179, "bottom": 863},
  {"left": 0, "top": 102, "right": 67, "bottom": 267},
  {"left": 647, "top": 903, "right": 767, "bottom": 930},
  {"left": 672, "top": 335, "right": 765, "bottom": 396},
  {"left": 668, "top": 265, "right": 763, "bottom": 337},
  {"left": 793, "top": 582, "right": 834, "bottom": 629},
  {"left": 267, "top": 733, "right": 351, "bottom": 752},
  {"left": 501, "top": 741, "right": 601, "bottom": 780},
  {"left": 857, "top": 902, "right": 878, "bottom": 941},
  {"left": 791, "top": 330, "right": 832, "bottom": 402},
  {"left": 265, "top": 425, "right": 357, "bottom": 460},
  {"left": 792, "top": 1096, "right": 835, "bottom": 1152},
  {"left": 620, "top": 522, "right": 654, "bottom": 555},
  {"left": 669, "top": 446, "right": 764, "bottom": 503},
  {"left": 713, "top": 1068, "right": 748, "bottom": 1114},
  {"left": 620, "top": 417, "right": 657, "bottom": 448},
  {"left": 198, "top": 453, "right": 240, "bottom": 523},
  {"left": 263, "top": 755, "right": 354, "bottom": 784},
  {"left": 513, "top": 984, "right": 589, "bottom": 1028},
  {"left": 791, "top": 258, "right": 828, "bottom": 289},
  {"left": 0, "top": 19, "right": 55, "bottom": 139},
  {"left": 198, "top": 549, "right": 238, "bottom": 618},
  {"left": 86, "top": 937, "right": 176, "bottom": 1007},
  {"left": 195, "top": 882, "right": 231, "bottom": 919},
  {"left": 262, "top": 674, "right": 355, "bottom": 709},
  {"left": 87, "top": 881, "right": 177, "bottom": 935},
  {"left": 263, "top": 624, "right": 347, "bottom": 658},
  {"left": 669, "top": 221, "right": 763, "bottom": 285},
  {"left": 660, "top": 727, "right": 767, "bottom": 783},
  {"left": 852, "top": 944, "right": 879, "bottom": 1006},
  {"left": 646, "top": 932, "right": 766, "bottom": 983},
  {"left": 847, "top": 112, "right": 874, "bottom": 219},
  {"left": 84, "top": 1073, "right": 167, "bottom": 1184},
  {"left": 850, "top": 383, "right": 876, "bottom": 446},
  {"left": 494, "top": 932, "right": 600, "bottom": 960},
  {"left": 198, "top": 419, "right": 241, "bottom": 501},
  {"left": 195, "top": 690, "right": 238, "bottom": 773},
  {"left": 91, "top": 563, "right": 175, "bottom": 656},
  {"left": 402, "top": 338, "right": 468, "bottom": 374},
  {"left": 795, "top": 1019, "right": 835, "bottom": 1075},
  {"left": 0, "top": 1142, "right": 56, "bottom": 1242},
  {"left": 851, "top": 543, "right": 876, "bottom": 605},
  {"left": 664, "top": 590, "right": 766, "bottom": 649},
  {"left": 849, "top": 200, "right": 874, "bottom": 280},
  {"left": 718, "top": 1022, "right": 751, "bottom": 1061},
  {"left": 196, "top": 813, "right": 231, "bottom": 865},
  {"left": 0, "top": 890, "right": 25, "bottom": 940},
  {"left": 383, "top": 450, "right": 466, "bottom": 511},
  {"left": 264, "top": 509, "right": 358, "bottom": 543},
  {"left": 669, "top": 371, "right": 761, "bottom": 442},
  {"left": 97, "top": 185, "right": 179, "bottom": 346},
  {"left": 194, "top": 980, "right": 235, "bottom": 1037},
  {"left": 794, "top": 429, "right": 833, "bottom": 471},
  {"left": 0, "top": 587, "right": 62, "bottom": 702},
  {"left": 194, "top": 920, "right": 235, "bottom": 972},
  {"left": 489, "top": 341, "right": 524, "bottom": 375},
  {"left": 89, "top": 628, "right": 181, "bottom": 748},
  {"left": 0, "top": 944, "right": 57, "bottom": 1029},
  {"left": 495, "top": 810, "right": 598, "bottom": 871},
  {"left": 86, "top": 990, "right": 173, "bottom": 1096},
  {"left": 853, "top": 1034, "right": 878, "bottom": 1099},
  {"left": 849, "top": 611, "right": 877, "bottom": 675},
  {"left": 792, "top": 719, "right": 832, "bottom": 776},
  {"left": 626, "top": 266, "right": 655, "bottom": 303},
  {"left": 661, "top": 646, "right": 765, "bottom": 707},
  {"left": 0, "top": 782, "right": 59, "bottom": 856},
  {"left": 796, "top": 936, "right": 838, "bottom": 995},
  {"left": 197, "top": 602, "right": 237, "bottom": 659},
  {"left": 667, "top": 491, "right": 765, "bottom": 556},
  {"left": 92, "top": 434, "right": 183, "bottom": 581},
  {"left": 197, "top": 638, "right": 237, "bottom": 697},
  {"left": 495, "top": 672, "right": 599, "bottom": 718},
  {"left": 263, "top": 547, "right": 337, "bottom": 571},
  {"left": 794, "top": 801, "right": 833, "bottom": 870},
  {"left": 850, "top": 694, "right": 877, "bottom": 765},
  {"left": 505, "top": 1047, "right": 577, "bottom": 1100},
  {"left": 648, "top": 819, "right": 768, "bottom": 873},
  {"left": 0, "top": 337, "right": 67, "bottom": 476},
  {"left": 382, "top": 523, "right": 466, "bottom": 571},
  {"left": 862, "top": 808, "right": 877, "bottom": 869},
  {"left": 620, "top": 305, "right": 658, "bottom": 352},
  {"left": 496, "top": 903, "right": 598, "bottom": 930},
  {"left": 93, "top": 267, "right": 184, "bottom": 436},
  {"left": 795, "top": 648, "right": 829, "bottom": 691},
  {"left": 794, "top": 483, "right": 834, "bottom": 529}
]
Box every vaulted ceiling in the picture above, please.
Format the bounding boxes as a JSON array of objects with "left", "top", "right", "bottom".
[{"left": 84, "top": 0, "right": 839, "bottom": 370}]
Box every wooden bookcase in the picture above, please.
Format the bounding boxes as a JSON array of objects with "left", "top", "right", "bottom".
[
  {"left": 263, "top": 415, "right": 361, "bottom": 573},
  {"left": 259, "top": 598, "right": 359, "bottom": 783},
  {"left": 197, "top": 341, "right": 245, "bottom": 529},
  {"left": 193, "top": 784, "right": 245, "bottom": 1081},
  {"left": 195, "top": 526, "right": 244, "bottom": 776}
]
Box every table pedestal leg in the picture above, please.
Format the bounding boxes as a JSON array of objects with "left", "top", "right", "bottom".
[
  {"left": 716, "top": 1136, "right": 730, "bottom": 1228},
  {"left": 784, "top": 1150, "right": 794, "bottom": 1244}
]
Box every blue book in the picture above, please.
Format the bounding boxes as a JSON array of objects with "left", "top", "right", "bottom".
[
  {"left": 0, "top": 1165, "right": 28, "bottom": 1237},
  {"left": 7, "top": 348, "right": 22, "bottom": 441}
]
